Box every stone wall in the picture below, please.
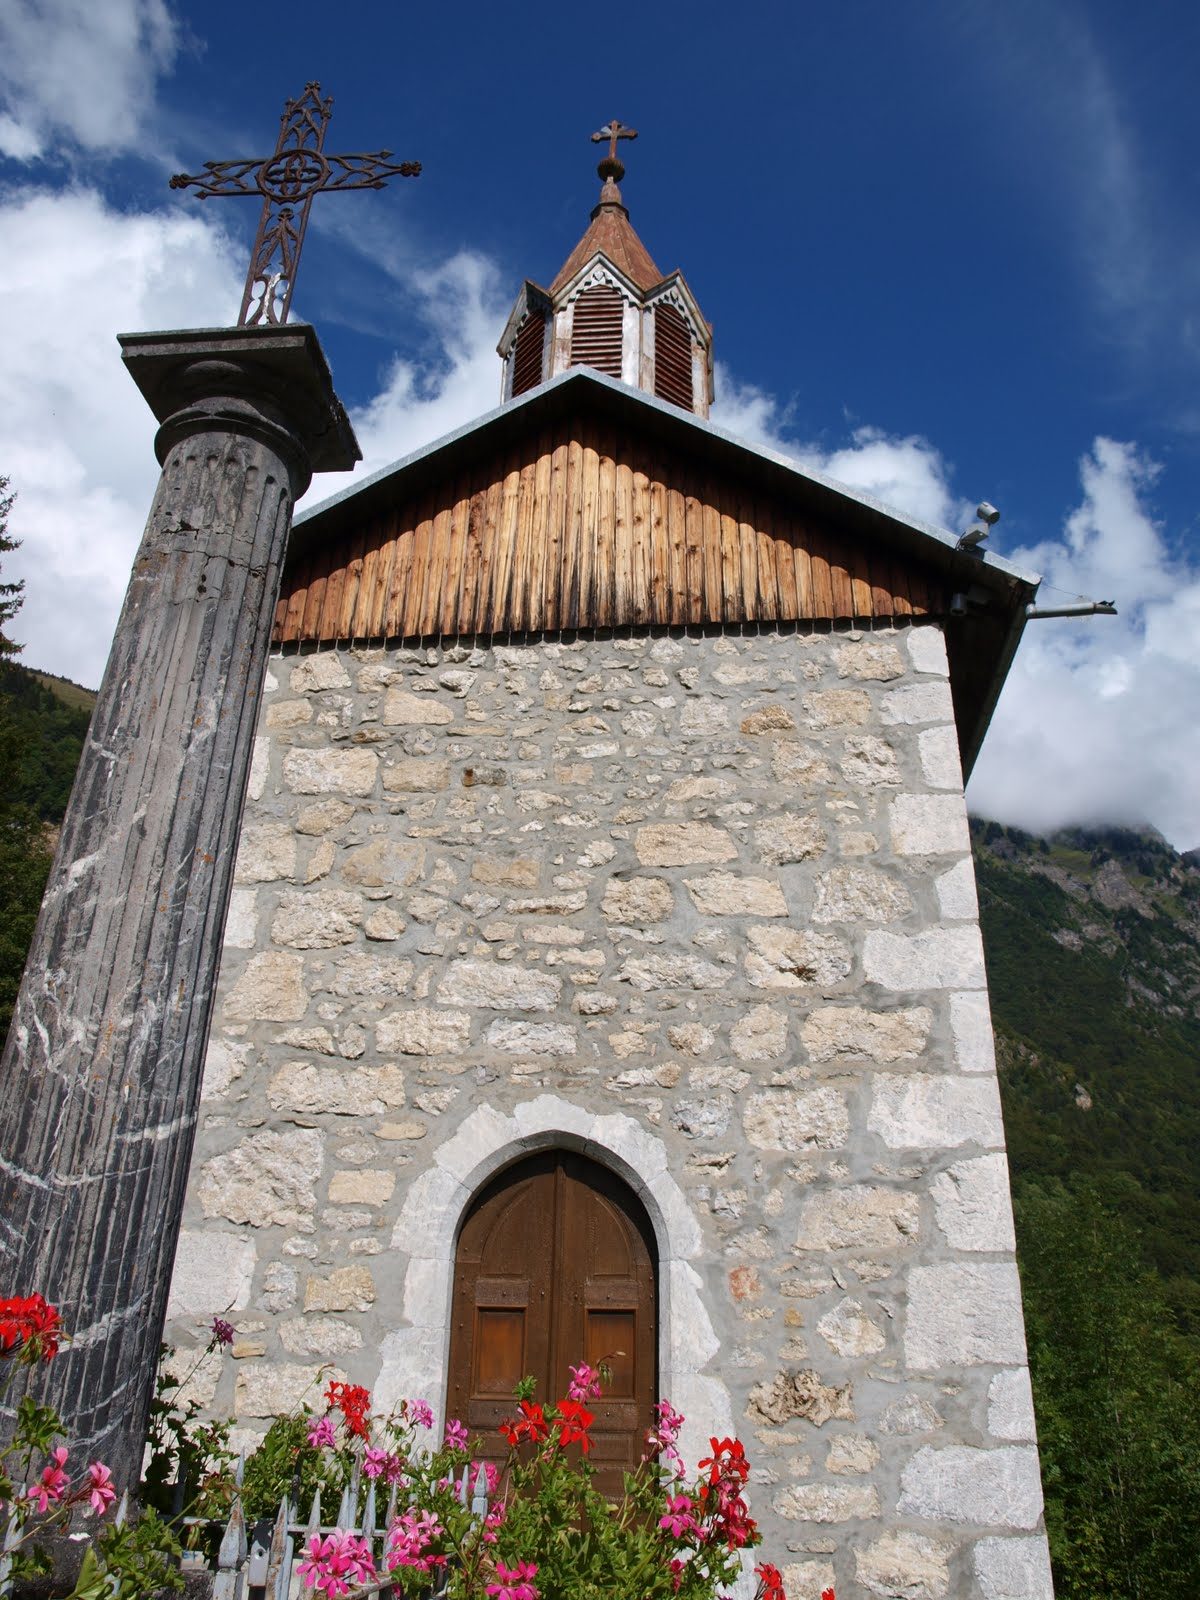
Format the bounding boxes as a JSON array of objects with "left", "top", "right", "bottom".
[{"left": 167, "top": 623, "right": 1053, "bottom": 1600}]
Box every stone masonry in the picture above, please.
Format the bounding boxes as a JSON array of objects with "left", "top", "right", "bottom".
[{"left": 167, "top": 622, "right": 1053, "bottom": 1600}]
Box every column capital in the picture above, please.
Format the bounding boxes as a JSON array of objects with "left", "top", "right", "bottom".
[{"left": 119, "top": 322, "right": 360, "bottom": 492}]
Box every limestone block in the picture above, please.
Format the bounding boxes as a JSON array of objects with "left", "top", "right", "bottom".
[
  {"left": 279, "top": 1316, "right": 364, "bottom": 1358},
  {"left": 272, "top": 889, "right": 364, "bottom": 949},
  {"left": 166, "top": 1230, "right": 255, "bottom": 1317},
  {"left": 907, "top": 626, "right": 950, "bottom": 675},
  {"left": 836, "top": 637, "right": 906, "bottom": 681},
  {"left": 381, "top": 688, "right": 454, "bottom": 725},
  {"left": 365, "top": 907, "right": 407, "bottom": 941},
  {"left": 827, "top": 1433, "right": 881, "bottom": 1474},
  {"left": 685, "top": 873, "right": 788, "bottom": 917},
  {"left": 880, "top": 681, "right": 955, "bottom": 725},
  {"left": 869, "top": 1074, "right": 1004, "bottom": 1150},
  {"left": 376, "top": 1120, "right": 427, "bottom": 1140},
  {"left": 328, "top": 1169, "right": 396, "bottom": 1206},
  {"left": 304, "top": 1265, "right": 376, "bottom": 1313},
  {"left": 619, "top": 954, "right": 730, "bottom": 991},
  {"left": 936, "top": 857, "right": 979, "bottom": 919},
  {"left": 855, "top": 1529, "right": 952, "bottom": 1599},
  {"left": 634, "top": 822, "right": 737, "bottom": 866},
  {"left": 162, "top": 1346, "right": 223, "bottom": 1409},
  {"left": 265, "top": 698, "right": 313, "bottom": 729},
  {"left": 841, "top": 734, "right": 902, "bottom": 788},
  {"left": 795, "top": 1185, "right": 920, "bottom": 1251},
  {"left": 486, "top": 1020, "right": 578, "bottom": 1055},
  {"left": 235, "top": 822, "right": 297, "bottom": 884},
  {"left": 377, "top": 1007, "right": 471, "bottom": 1055},
  {"left": 268, "top": 1061, "right": 407, "bottom": 1117},
  {"left": 664, "top": 775, "right": 736, "bottom": 804},
  {"left": 248, "top": 735, "right": 269, "bottom": 799},
  {"left": 748, "top": 1369, "right": 855, "bottom": 1427},
  {"left": 223, "top": 887, "right": 257, "bottom": 948},
  {"left": 817, "top": 1298, "right": 886, "bottom": 1357},
  {"left": 879, "top": 1393, "right": 944, "bottom": 1434},
  {"left": 802, "top": 1004, "right": 930, "bottom": 1063},
  {"left": 812, "top": 865, "right": 913, "bottom": 924},
  {"left": 197, "top": 1129, "right": 322, "bottom": 1232},
  {"left": 730, "top": 1005, "right": 788, "bottom": 1060},
  {"left": 223, "top": 951, "right": 308, "bottom": 1021},
  {"left": 437, "top": 960, "right": 561, "bottom": 1012},
  {"left": 666, "top": 1023, "right": 715, "bottom": 1055},
  {"left": 753, "top": 810, "right": 826, "bottom": 864},
  {"left": 803, "top": 688, "right": 871, "bottom": 728},
  {"left": 889, "top": 794, "right": 971, "bottom": 855},
  {"left": 931, "top": 1155, "right": 1016, "bottom": 1250},
  {"left": 680, "top": 697, "right": 730, "bottom": 736},
  {"left": 290, "top": 652, "right": 350, "bottom": 692},
  {"left": 601, "top": 877, "right": 673, "bottom": 923},
  {"left": 781, "top": 1563, "right": 836, "bottom": 1600},
  {"left": 898, "top": 1445, "right": 1044, "bottom": 1529},
  {"left": 235, "top": 1361, "right": 343, "bottom": 1417},
  {"left": 745, "top": 927, "right": 851, "bottom": 989},
  {"left": 863, "top": 926, "right": 985, "bottom": 990},
  {"left": 260, "top": 1263, "right": 298, "bottom": 1313},
  {"left": 950, "top": 990, "right": 997, "bottom": 1073},
  {"left": 771, "top": 741, "right": 835, "bottom": 786},
  {"left": 774, "top": 1482, "right": 879, "bottom": 1522},
  {"left": 740, "top": 705, "right": 797, "bottom": 735},
  {"left": 743, "top": 1088, "right": 848, "bottom": 1151},
  {"left": 201, "top": 1038, "right": 251, "bottom": 1102},
  {"left": 671, "top": 1097, "right": 733, "bottom": 1138},
  {"left": 471, "top": 856, "right": 541, "bottom": 888},
  {"left": 905, "top": 1263, "right": 1028, "bottom": 1369},
  {"left": 382, "top": 758, "right": 451, "bottom": 791},
  {"left": 296, "top": 798, "right": 355, "bottom": 834},
  {"left": 331, "top": 954, "right": 415, "bottom": 996},
  {"left": 988, "top": 1368, "right": 1038, "bottom": 1442},
  {"left": 974, "top": 1536, "right": 1055, "bottom": 1599},
  {"left": 283, "top": 747, "right": 378, "bottom": 796},
  {"left": 341, "top": 839, "right": 425, "bottom": 888},
  {"left": 920, "top": 725, "right": 964, "bottom": 790}
]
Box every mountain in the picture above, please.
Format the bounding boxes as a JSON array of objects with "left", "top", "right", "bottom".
[{"left": 973, "top": 817, "right": 1200, "bottom": 1339}]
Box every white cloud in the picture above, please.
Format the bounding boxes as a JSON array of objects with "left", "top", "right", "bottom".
[
  {"left": 0, "top": 0, "right": 178, "bottom": 160},
  {"left": 0, "top": 187, "right": 240, "bottom": 683},
  {"left": 970, "top": 438, "right": 1200, "bottom": 851}
]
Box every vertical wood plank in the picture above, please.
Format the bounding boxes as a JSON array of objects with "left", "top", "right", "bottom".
[
  {"left": 700, "top": 484, "right": 723, "bottom": 625},
  {"left": 385, "top": 514, "right": 417, "bottom": 641},
  {"left": 614, "top": 459, "right": 635, "bottom": 627},
  {"left": 315, "top": 554, "right": 346, "bottom": 641},
  {"left": 364, "top": 517, "right": 396, "bottom": 639},
  {"left": 737, "top": 491, "right": 760, "bottom": 623},
  {"left": 337, "top": 529, "right": 368, "bottom": 640},
  {"left": 806, "top": 517, "right": 834, "bottom": 617},
  {"left": 419, "top": 499, "right": 453, "bottom": 636},
  {"left": 717, "top": 489, "right": 741, "bottom": 624},
  {"left": 577, "top": 436, "right": 600, "bottom": 631},
  {"left": 560, "top": 439, "right": 584, "bottom": 631},
  {"left": 543, "top": 440, "right": 568, "bottom": 633},
  {"left": 631, "top": 464, "right": 652, "bottom": 624},
  {"left": 457, "top": 482, "right": 488, "bottom": 639},
  {"left": 440, "top": 481, "right": 473, "bottom": 637},
  {"left": 752, "top": 495, "right": 778, "bottom": 624},
  {"left": 279, "top": 551, "right": 312, "bottom": 644},
  {"left": 649, "top": 477, "right": 669, "bottom": 626},
  {"left": 666, "top": 483, "right": 687, "bottom": 626},
  {"left": 595, "top": 431, "right": 615, "bottom": 628}
]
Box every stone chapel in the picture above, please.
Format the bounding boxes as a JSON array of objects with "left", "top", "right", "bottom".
[{"left": 164, "top": 140, "right": 1056, "bottom": 1599}]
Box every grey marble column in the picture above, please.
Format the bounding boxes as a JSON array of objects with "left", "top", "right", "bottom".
[{"left": 0, "top": 324, "right": 358, "bottom": 1492}]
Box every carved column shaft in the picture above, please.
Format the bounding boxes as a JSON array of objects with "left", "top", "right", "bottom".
[{"left": 0, "top": 325, "right": 357, "bottom": 1492}]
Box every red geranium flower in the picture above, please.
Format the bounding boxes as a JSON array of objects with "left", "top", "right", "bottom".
[
  {"left": 499, "top": 1400, "right": 549, "bottom": 1448},
  {"left": 0, "top": 1294, "right": 63, "bottom": 1362},
  {"left": 555, "top": 1399, "right": 594, "bottom": 1453},
  {"left": 755, "top": 1563, "right": 786, "bottom": 1600},
  {"left": 324, "top": 1380, "right": 372, "bottom": 1439}
]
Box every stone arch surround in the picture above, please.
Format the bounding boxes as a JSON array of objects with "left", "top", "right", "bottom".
[{"left": 377, "top": 1094, "right": 733, "bottom": 1463}]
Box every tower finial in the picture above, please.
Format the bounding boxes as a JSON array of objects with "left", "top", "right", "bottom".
[{"left": 591, "top": 119, "right": 638, "bottom": 188}]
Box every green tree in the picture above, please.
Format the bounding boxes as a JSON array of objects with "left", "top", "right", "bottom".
[
  {"left": 0, "top": 479, "right": 54, "bottom": 1043},
  {"left": 1016, "top": 1181, "right": 1200, "bottom": 1598}
]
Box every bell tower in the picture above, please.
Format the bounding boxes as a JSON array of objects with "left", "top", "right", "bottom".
[{"left": 497, "top": 121, "right": 713, "bottom": 416}]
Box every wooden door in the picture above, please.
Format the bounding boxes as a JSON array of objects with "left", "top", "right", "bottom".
[{"left": 447, "top": 1150, "right": 657, "bottom": 1493}]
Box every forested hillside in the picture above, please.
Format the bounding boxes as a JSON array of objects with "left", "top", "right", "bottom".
[{"left": 2, "top": 657, "right": 1198, "bottom": 1593}]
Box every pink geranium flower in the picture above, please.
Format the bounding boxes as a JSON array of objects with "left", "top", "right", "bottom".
[
  {"left": 487, "top": 1559, "right": 539, "bottom": 1600},
  {"left": 408, "top": 1398, "right": 434, "bottom": 1429},
  {"left": 26, "top": 1447, "right": 69, "bottom": 1514},
  {"left": 296, "top": 1528, "right": 376, "bottom": 1597},
  {"left": 444, "top": 1417, "right": 468, "bottom": 1450},
  {"left": 566, "top": 1362, "right": 603, "bottom": 1402},
  {"left": 659, "top": 1492, "right": 700, "bottom": 1540},
  {"left": 306, "top": 1416, "right": 337, "bottom": 1449},
  {"left": 86, "top": 1462, "right": 116, "bottom": 1516}
]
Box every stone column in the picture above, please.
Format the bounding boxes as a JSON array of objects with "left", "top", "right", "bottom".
[{"left": 0, "top": 324, "right": 358, "bottom": 1492}]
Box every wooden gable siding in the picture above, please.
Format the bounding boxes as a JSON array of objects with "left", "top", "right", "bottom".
[{"left": 276, "top": 421, "right": 947, "bottom": 646}]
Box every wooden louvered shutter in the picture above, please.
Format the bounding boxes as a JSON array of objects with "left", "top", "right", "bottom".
[
  {"left": 570, "top": 286, "right": 625, "bottom": 378},
  {"left": 511, "top": 312, "right": 546, "bottom": 397},
  {"left": 654, "top": 303, "right": 694, "bottom": 411}
]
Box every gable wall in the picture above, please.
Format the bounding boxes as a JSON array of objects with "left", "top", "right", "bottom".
[
  {"left": 275, "top": 421, "right": 947, "bottom": 647},
  {"left": 167, "top": 622, "right": 1051, "bottom": 1600}
]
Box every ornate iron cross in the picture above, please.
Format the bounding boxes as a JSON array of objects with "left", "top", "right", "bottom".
[
  {"left": 591, "top": 119, "right": 637, "bottom": 183},
  {"left": 170, "top": 83, "right": 421, "bottom": 327}
]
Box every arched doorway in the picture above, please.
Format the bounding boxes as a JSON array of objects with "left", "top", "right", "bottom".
[{"left": 446, "top": 1149, "right": 658, "bottom": 1493}]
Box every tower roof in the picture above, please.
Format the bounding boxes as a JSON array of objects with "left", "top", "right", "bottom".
[{"left": 550, "top": 176, "right": 663, "bottom": 294}]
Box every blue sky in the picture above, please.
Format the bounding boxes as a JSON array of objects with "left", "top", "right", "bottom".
[{"left": 1, "top": 0, "right": 1198, "bottom": 847}]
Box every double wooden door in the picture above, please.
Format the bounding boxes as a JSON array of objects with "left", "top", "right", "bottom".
[{"left": 446, "top": 1150, "right": 657, "bottom": 1493}]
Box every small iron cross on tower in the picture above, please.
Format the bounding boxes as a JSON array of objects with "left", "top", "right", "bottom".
[
  {"left": 591, "top": 119, "right": 637, "bottom": 183},
  {"left": 170, "top": 82, "right": 421, "bottom": 327}
]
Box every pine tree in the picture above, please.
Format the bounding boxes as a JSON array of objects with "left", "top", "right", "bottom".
[{"left": 0, "top": 475, "right": 24, "bottom": 659}]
